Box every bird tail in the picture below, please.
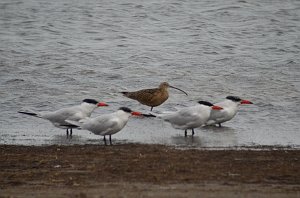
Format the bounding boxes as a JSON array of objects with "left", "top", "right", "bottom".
[
  {"left": 141, "top": 110, "right": 174, "bottom": 118},
  {"left": 18, "top": 109, "right": 42, "bottom": 118},
  {"left": 120, "top": 91, "right": 130, "bottom": 97},
  {"left": 154, "top": 111, "right": 176, "bottom": 121},
  {"left": 142, "top": 113, "right": 156, "bottom": 117},
  {"left": 205, "top": 120, "right": 217, "bottom": 126},
  {"left": 65, "top": 119, "right": 85, "bottom": 129},
  {"left": 120, "top": 91, "right": 142, "bottom": 101}
]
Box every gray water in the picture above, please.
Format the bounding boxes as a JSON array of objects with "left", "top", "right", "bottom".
[{"left": 1, "top": 0, "right": 299, "bottom": 148}]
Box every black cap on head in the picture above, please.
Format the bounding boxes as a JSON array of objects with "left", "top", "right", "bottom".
[
  {"left": 83, "top": 99, "right": 99, "bottom": 105},
  {"left": 119, "top": 107, "right": 132, "bottom": 113},
  {"left": 198, "top": 101, "right": 214, "bottom": 107},
  {"left": 226, "top": 96, "right": 242, "bottom": 102}
]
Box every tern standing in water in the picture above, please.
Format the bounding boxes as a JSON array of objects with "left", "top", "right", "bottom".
[
  {"left": 18, "top": 99, "right": 108, "bottom": 138},
  {"left": 66, "top": 107, "right": 142, "bottom": 145},
  {"left": 206, "top": 96, "right": 253, "bottom": 127}
]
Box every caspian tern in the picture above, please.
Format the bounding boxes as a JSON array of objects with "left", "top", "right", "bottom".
[
  {"left": 154, "top": 101, "right": 223, "bottom": 137},
  {"left": 66, "top": 107, "right": 142, "bottom": 145},
  {"left": 206, "top": 96, "right": 253, "bottom": 127},
  {"left": 18, "top": 99, "right": 108, "bottom": 138}
]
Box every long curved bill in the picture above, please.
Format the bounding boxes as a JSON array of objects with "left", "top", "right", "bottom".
[{"left": 169, "top": 85, "right": 188, "bottom": 96}]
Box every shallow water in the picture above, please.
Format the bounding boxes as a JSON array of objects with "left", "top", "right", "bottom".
[{"left": 0, "top": 0, "right": 299, "bottom": 147}]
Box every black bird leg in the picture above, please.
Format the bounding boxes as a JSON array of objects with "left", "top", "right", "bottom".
[
  {"left": 218, "top": 123, "right": 222, "bottom": 127},
  {"left": 103, "top": 135, "right": 107, "bottom": 146},
  {"left": 70, "top": 128, "right": 73, "bottom": 139},
  {"left": 184, "top": 129, "right": 187, "bottom": 137},
  {"left": 192, "top": 128, "right": 195, "bottom": 136},
  {"left": 109, "top": 135, "right": 112, "bottom": 145}
]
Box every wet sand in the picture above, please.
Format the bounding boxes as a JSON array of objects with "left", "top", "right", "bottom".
[{"left": 1, "top": 144, "right": 300, "bottom": 197}]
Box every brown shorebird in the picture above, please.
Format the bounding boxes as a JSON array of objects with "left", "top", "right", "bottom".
[{"left": 121, "top": 82, "right": 188, "bottom": 111}]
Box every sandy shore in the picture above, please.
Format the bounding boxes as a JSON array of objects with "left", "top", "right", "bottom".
[{"left": 1, "top": 144, "right": 300, "bottom": 197}]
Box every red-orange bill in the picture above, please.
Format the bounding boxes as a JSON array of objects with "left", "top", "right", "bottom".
[
  {"left": 131, "top": 111, "right": 142, "bottom": 116},
  {"left": 240, "top": 100, "right": 253, "bottom": 104},
  {"left": 212, "top": 105, "right": 223, "bottom": 110},
  {"left": 97, "top": 102, "right": 109, "bottom": 107}
]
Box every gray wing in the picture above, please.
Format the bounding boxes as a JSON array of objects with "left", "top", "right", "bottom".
[
  {"left": 161, "top": 106, "right": 203, "bottom": 127},
  {"left": 82, "top": 114, "right": 119, "bottom": 135},
  {"left": 42, "top": 105, "right": 83, "bottom": 125}
]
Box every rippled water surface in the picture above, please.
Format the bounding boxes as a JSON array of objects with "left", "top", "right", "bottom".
[{"left": 1, "top": 0, "right": 299, "bottom": 147}]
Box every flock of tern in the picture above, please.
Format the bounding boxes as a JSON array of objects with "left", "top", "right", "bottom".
[{"left": 19, "top": 82, "right": 253, "bottom": 145}]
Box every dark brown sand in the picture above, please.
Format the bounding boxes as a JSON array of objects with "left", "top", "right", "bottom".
[{"left": 1, "top": 144, "right": 300, "bottom": 197}]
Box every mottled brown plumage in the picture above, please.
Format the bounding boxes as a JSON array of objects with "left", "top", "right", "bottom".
[{"left": 121, "top": 82, "right": 188, "bottom": 111}]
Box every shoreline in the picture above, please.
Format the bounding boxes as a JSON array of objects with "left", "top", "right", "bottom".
[
  {"left": 1, "top": 144, "right": 300, "bottom": 197},
  {"left": 2, "top": 142, "right": 300, "bottom": 150}
]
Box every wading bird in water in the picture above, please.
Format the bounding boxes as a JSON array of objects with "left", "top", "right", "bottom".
[
  {"left": 66, "top": 107, "right": 142, "bottom": 145},
  {"left": 121, "top": 82, "right": 188, "bottom": 111},
  {"left": 18, "top": 99, "right": 108, "bottom": 139},
  {"left": 206, "top": 96, "right": 253, "bottom": 127}
]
